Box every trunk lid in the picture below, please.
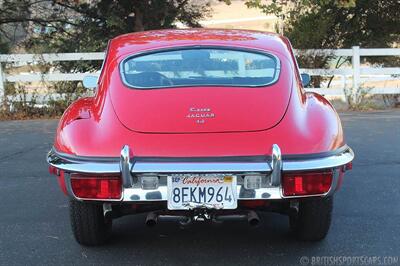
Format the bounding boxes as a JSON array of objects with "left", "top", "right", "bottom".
[{"left": 110, "top": 81, "right": 292, "bottom": 134}]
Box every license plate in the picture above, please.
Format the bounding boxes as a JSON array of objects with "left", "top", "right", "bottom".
[{"left": 167, "top": 174, "right": 237, "bottom": 210}]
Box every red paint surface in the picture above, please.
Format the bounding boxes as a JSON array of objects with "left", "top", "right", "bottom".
[{"left": 53, "top": 29, "right": 346, "bottom": 158}]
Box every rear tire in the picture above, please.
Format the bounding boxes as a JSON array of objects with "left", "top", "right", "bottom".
[
  {"left": 289, "top": 197, "right": 333, "bottom": 241},
  {"left": 69, "top": 200, "right": 112, "bottom": 246}
]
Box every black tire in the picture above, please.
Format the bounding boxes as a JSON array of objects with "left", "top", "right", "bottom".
[
  {"left": 289, "top": 196, "right": 333, "bottom": 241},
  {"left": 69, "top": 200, "right": 112, "bottom": 246}
]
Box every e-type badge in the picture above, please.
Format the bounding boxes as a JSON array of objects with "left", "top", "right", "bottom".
[{"left": 186, "top": 107, "right": 215, "bottom": 124}]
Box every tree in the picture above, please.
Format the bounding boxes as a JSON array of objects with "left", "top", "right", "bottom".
[
  {"left": 246, "top": 0, "right": 400, "bottom": 107},
  {"left": 246, "top": 0, "right": 400, "bottom": 48},
  {"left": 0, "top": 0, "right": 231, "bottom": 117},
  {"left": 246, "top": 0, "right": 400, "bottom": 63},
  {"left": 0, "top": 0, "right": 233, "bottom": 53}
]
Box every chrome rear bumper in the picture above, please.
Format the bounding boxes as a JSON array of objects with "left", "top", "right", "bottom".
[{"left": 47, "top": 144, "right": 354, "bottom": 202}]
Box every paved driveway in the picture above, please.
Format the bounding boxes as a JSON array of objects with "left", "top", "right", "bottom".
[{"left": 0, "top": 111, "right": 399, "bottom": 265}]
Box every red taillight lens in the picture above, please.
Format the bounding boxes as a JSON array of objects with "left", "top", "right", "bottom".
[
  {"left": 345, "top": 162, "right": 353, "bottom": 171},
  {"left": 49, "top": 166, "right": 58, "bottom": 175},
  {"left": 57, "top": 170, "right": 68, "bottom": 196},
  {"left": 282, "top": 171, "right": 333, "bottom": 196},
  {"left": 70, "top": 176, "right": 122, "bottom": 199}
]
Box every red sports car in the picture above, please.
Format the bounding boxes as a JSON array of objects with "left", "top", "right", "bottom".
[{"left": 47, "top": 29, "right": 354, "bottom": 245}]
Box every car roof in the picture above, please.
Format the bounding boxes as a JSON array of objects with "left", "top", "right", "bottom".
[{"left": 108, "top": 28, "right": 291, "bottom": 60}]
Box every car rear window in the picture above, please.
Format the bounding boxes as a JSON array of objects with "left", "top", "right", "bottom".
[{"left": 120, "top": 48, "right": 280, "bottom": 89}]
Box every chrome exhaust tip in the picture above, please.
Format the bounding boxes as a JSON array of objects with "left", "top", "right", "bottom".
[
  {"left": 247, "top": 210, "right": 260, "bottom": 227},
  {"left": 178, "top": 216, "right": 192, "bottom": 227},
  {"left": 145, "top": 212, "right": 158, "bottom": 227}
]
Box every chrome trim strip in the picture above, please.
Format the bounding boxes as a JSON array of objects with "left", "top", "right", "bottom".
[
  {"left": 326, "top": 168, "right": 341, "bottom": 197},
  {"left": 270, "top": 144, "right": 282, "bottom": 186}
]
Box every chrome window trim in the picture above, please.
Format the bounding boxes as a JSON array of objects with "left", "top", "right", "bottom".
[{"left": 118, "top": 45, "right": 281, "bottom": 90}]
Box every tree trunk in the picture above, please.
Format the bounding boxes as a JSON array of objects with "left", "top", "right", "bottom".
[{"left": 134, "top": 8, "right": 144, "bottom": 32}]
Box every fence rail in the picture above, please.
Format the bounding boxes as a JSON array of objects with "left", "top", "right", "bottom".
[{"left": 0, "top": 46, "right": 399, "bottom": 106}]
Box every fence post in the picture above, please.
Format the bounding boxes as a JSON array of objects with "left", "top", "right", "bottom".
[
  {"left": 0, "top": 62, "right": 5, "bottom": 110},
  {"left": 351, "top": 46, "right": 360, "bottom": 103}
]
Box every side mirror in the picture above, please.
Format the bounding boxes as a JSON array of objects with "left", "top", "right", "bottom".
[
  {"left": 300, "top": 73, "right": 311, "bottom": 87},
  {"left": 82, "top": 75, "right": 98, "bottom": 89}
]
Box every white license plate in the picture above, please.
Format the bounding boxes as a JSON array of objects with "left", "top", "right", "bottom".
[{"left": 167, "top": 174, "right": 237, "bottom": 210}]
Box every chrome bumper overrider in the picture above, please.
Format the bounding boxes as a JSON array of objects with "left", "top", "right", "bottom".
[{"left": 47, "top": 144, "right": 354, "bottom": 202}]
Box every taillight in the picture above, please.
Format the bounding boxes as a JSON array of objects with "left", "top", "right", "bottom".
[
  {"left": 282, "top": 171, "right": 333, "bottom": 196},
  {"left": 57, "top": 170, "right": 68, "bottom": 195},
  {"left": 48, "top": 166, "right": 58, "bottom": 175},
  {"left": 70, "top": 176, "right": 122, "bottom": 199},
  {"left": 344, "top": 162, "right": 353, "bottom": 171}
]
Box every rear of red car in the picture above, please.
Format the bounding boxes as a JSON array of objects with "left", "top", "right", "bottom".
[{"left": 47, "top": 29, "right": 353, "bottom": 246}]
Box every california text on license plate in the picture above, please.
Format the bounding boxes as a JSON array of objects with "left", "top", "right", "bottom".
[{"left": 167, "top": 174, "right": 237, "bottom": 210}]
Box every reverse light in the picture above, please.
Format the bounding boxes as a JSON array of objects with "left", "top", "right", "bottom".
[
  {"left": 70, "top": 176, "right": 122, "bottom": 199},
  {"left": 244, "top": 175, "right": 262, "bottom": 189},
  {"left": 140, "top": 175, "right": 159, "bottom": 190},
  {"left": 282, "top": 171, "right": 333, "bottom": 196}
]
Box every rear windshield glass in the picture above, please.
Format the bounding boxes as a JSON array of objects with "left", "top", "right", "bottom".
[{"left": 121, "top": 48, "right": 280, "bottom": 88}]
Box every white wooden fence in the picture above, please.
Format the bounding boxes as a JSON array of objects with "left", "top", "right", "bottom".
[
  {"left": 0, "top": 46, "right": 399, "bottom": 106},
  {"left": 299, "top": 47, "right": 400, "bottom": 98}
]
